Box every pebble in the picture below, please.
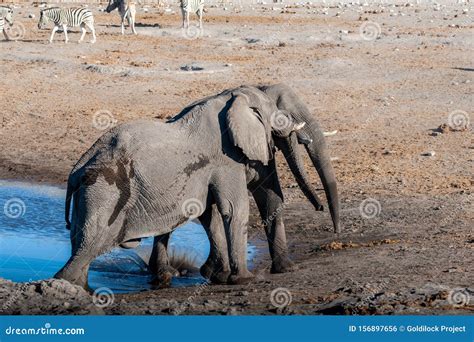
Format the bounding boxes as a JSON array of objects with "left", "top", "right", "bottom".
[
  {"left": 180, "top": 64, "right": 204, "bottom": 71},
  {"left": 422, "top": 151, "right": 436, "bottom": 157},
  {"left": 28, "top": 13, "right": 35, "bottom": 19}
]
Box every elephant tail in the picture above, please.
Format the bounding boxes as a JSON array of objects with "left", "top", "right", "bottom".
[{"left": 65, "top": 172, "right": 80, "bottom": 230}]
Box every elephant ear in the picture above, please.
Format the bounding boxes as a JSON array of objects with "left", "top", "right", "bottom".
[{"left": 226, "top": 94, "right": 271, "bottom": 165}]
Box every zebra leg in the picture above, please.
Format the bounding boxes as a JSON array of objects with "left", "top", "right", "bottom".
[
  {"left": 180, "top": 8, "right": 185, "bottom": 28},
  {"left": 49, "top": 26, "right": 59, "bottom": 44},
  {"left": 185, "top": 11, "right": 190, "bottom": 29},
  {"left": 79, "top": 23, "right": 86, "bottom": 43},
  {"left": 3, "top": 29, "right": 10, "bottom": 41},
  {"left": 86, "top": 22, "right": 96, "bottom": 43},
  {"left": 198, "top": 9, "right": 203, "bottom": 30},
  {"left": 130, "top": 13, "right": 137, "bottom": 35},
  {"left": 121, "top": 15, "right": 125, "bottom": 35},
  {"left": 62, "top": 24, "right": 69, "bottom": 44}
]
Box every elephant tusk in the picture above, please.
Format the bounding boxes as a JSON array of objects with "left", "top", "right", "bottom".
[
  {"left": 293, "top": 122, "right": 306, "bottom": 131},
  {"left": 323, "top": 130, "right": 338, "bottom": 137}
]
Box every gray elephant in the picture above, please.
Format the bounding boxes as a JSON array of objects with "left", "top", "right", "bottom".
[
  {"left": 149, "top": 83, "right": 340, "bottom": 285},
  {"left": 55, "top": 85, "right": 307, "bottom": 289}
]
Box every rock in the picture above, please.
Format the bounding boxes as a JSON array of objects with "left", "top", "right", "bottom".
[
  {"left": 180, "top": 64, "right": 204, "bottom": 71},
  {"left": 421, "top": 151, "right": 436, "bottom": 157},
  {"left": 0, "top": 278, "right": 102, "bottom": 315},
  {"left": 225, "top": 307, "right": 238, "bottom": 315},
  {"left": 245, "top": 38, "right": 261, "bottom": 44},
  {"left": 28, "top": 13, "right": 35, "bottom": 19},
  {"left": 203, "top": 299, "right": 220, "bottom": 309}
]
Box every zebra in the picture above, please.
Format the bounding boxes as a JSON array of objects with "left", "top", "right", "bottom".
[
  {"left": 37, "top": 7, "right": 96, "bottom": 44},
  {"left": 105, "top": 0, "right": 137, "bottom": 35},
  {"left": 0, "top": 6, "right": 13, "bottom": 41},
  {"left": 180, "top": 0, "right": 204, "bottom": 30}
]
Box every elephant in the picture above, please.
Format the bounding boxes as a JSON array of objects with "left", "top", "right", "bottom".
[
  {"left": 54, "top": 85, "right": 308, "bottom": 289},
  {"left": 149, "top": 83, "right": 340, "bottom": 285}
]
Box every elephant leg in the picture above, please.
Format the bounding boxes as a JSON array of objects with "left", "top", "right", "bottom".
[
  {"left": 54, "top": 253, "right": 94, "bottom": 290},
  {"left": 199, "top": 204, "right": 230, "bottom": 284},
  {"left": 54, "top": 215, "right": 116, "bottom": 290},
  {"left": 149, "top": 233, "right": 177, "bottom": 288},
  {"left": 250, "top": 163, "right": 296, "bottom": 274},
  {"left": 212, "top": 171, "right": 253, "bottom": 284}
]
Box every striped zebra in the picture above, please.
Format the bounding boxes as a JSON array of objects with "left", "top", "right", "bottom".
[
  {"left": 105, "top": 0, "right": 137, "bottom": 35},
  {"left": 180, "top": 0, "right": 204, "bottom": 30},
  {"left": 38, "top": 7, "right": 96, "bottom": 44},
  {"left": 0, "top": 6, "right": 13, "bottom": 41}
]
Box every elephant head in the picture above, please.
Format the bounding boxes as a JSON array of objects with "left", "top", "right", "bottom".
[
  {"left": 224, "top": 88, "right": 306, "bottom": 166},
  {"left": 260, "top": 84, "right": 341, "bottom": 234}
]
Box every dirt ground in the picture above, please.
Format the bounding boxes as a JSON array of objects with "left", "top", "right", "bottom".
[{"left": 0, "top": 1, "right": 472, "bottom": 315}]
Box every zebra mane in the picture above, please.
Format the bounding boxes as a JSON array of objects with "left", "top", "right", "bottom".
[{"left": 41, "top": 7, "right": 61, "bottom": 13}]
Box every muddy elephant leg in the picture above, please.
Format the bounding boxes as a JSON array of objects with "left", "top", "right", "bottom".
[
  {"left": 199, "top": 204, "right": 231, "bottom": 284},
  {"left": 250, "top": 162, "right": 296, "bottom": 274},
  {"left": 54, "top": 218, "right": 116, "bottom": 290},
  {"left": 149, "top": 233, "right": 178, "bottom": 288},
  {"left": 54, "top": 253, "right": 95, "bottom": 290},
  {"left": 212, "top": 170, "right": 254, "bottom": 284}
]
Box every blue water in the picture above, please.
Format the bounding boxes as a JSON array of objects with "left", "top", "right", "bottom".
[{"left": 0, "top": 181, "right": 255, "bottom": 293}]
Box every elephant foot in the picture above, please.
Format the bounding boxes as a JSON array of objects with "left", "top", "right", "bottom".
[
  {"left": 271, "top": 257, "right": 296, "bottom": 274},
  {"left": 209, "top": 270, "right": 231, "bottom": 284},
  {"left": 150, "top": 266, "right": 179, "bottom": 288},
  {"left": 228, "top": 270, "right": 254, "bottom": 285},
  {"left": 200, "top": 260, "right": 230, "bottom": 284},
  {"left": 54, "top": 267, "right": 89, "bottom": 291},
  {"left": 199, "top": 258, "right": 214, "bottom": 279}
]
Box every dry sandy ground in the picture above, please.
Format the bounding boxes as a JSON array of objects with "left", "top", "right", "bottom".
[{"left": 0, "top": 2, "right": 472, "bottom": 315}]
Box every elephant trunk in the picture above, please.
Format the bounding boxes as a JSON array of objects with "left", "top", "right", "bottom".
[
  {"left": 259, "top": 83, "right": 341, "bottom": 233},
  {"left": 280, "top": 133, "right": 325, "bottom": 212},
  {"left": 301, "top": 123, "right": 340, "bottom": 233}
]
